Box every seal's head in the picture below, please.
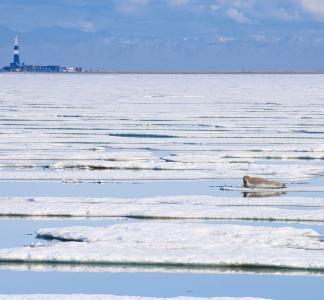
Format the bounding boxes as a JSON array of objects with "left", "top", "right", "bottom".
[{"left": 243, "top": 176, "right": 248, "bottom": 187}]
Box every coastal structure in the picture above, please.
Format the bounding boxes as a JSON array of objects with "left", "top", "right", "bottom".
[
  {"left": 2, "top": 37, "right": 83, "bottom": 73},
  {"left": 12, "top": 36, "right": 20, "bottom": 68}
]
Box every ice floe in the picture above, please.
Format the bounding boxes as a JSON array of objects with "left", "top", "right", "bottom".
[
  {"left": 0, "top": 222, "right": 323, "bottom": 271},
  {"left": 1, "top": 162, "right": 324, "bottom": 181},
  {"left": 1, "top": 74, "right": 324, "bottom": 182},
  {"left": 1, "top": 196, "right": 324, "bottom": 222}
]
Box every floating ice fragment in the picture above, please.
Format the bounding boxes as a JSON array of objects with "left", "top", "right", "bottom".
[
  {"left": 0, "top": 223, "right": 323, "bottom": 271},
  {"left": 1, "top": 196, "right": 324, "bottom": 222}
]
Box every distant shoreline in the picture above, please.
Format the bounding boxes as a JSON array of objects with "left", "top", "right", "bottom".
[{"left": 1, "top": 70, "right": 324, "bottom": 75}]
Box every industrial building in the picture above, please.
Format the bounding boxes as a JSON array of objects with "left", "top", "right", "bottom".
[{"left": 2, "top": 37, "right": 83, "bottom": 73}]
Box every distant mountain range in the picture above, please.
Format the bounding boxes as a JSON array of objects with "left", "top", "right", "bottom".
[{"left": 1, "top": 24, "right": 324, "bottom": 72}]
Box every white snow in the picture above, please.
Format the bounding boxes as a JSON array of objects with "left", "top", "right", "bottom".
[
  {"left": 0, "top": 162, "right": 323, "bottom": 181},
  {"left": 0, "top": 74, "right": 324, "bottom": 181},
  {"left": 1, "top": 196, "right": 324, "bottom": 222},
  {"left": 0, "top": 223, "right": 323, "bottom": 271}
]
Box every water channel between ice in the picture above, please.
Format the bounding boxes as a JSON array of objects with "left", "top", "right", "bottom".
[
  {"left": 0, "top": 178, "right": 323, "bottom": 300},
  {"left": 2, "top": 74, "right": 324, "bottom": 300}
]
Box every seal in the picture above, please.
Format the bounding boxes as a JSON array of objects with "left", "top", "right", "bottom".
[{"left": 243, "top": 175, "right": 287, "bottom": 189}]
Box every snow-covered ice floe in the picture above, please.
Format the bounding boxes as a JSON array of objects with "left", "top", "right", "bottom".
[
  {"left": 2, "top": 196, "right": 324, "bottom": 222},
  {"left": 1, "top": 74, "right": 324, "bottom": 182},
  {"left": 0, "top": 223, "right": 324, "bottom": 271},
  {"left": 0, "top": 295, "right": 269, "bottom": 300},
  {"left": 0, "top": 162, "right": 324, "bottom": 181}
]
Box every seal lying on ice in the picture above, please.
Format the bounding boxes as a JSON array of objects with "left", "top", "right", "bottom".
[{"left": 243, "top": 175, "right": 287, "bottom": 189}]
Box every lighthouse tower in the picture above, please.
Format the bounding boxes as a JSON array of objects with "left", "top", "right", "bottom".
[{"left": 13, "top": 36, "right": 21, "bottom": 67}]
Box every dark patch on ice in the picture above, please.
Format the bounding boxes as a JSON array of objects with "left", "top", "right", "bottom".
[
  {"left": 36, "top": 233, "right": 84, "bottom": 243},
  {"left": 2, "top": 260, "right": 324, "bottom": 274},
  {"left": 163, "top": 159, "right": 177, "bottom": 163},
  {"left": 294, "top": 130, "right": 324, "bottom": 134},
  {"left": 109, "top": 133, "right": 177, "bottom": 138},
  {"left": 57, "top": 115, "right": 82, "bottom": 118},
  {"left": 50, "top": 165, "right": 164, "bottom": 171},
  {"left": 228, "top": 155, "right": 323, "bottom": 160},
  {"left": 159, "top": 201, "right": 181, "bottom": 205},
  {"left": 266, "top": 102, "right": 281, "bottom": 106}
]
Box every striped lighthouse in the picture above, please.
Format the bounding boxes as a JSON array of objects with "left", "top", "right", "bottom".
[{"left": 13, "top": 36, "right": 21, "bottom": 67}]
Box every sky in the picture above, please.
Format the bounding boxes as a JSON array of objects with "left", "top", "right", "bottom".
[{"left": 1, "top": 0, "right": 324, "bottom": 71}]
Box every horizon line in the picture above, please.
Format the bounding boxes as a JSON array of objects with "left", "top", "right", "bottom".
[{"left": 2, "top": 70, "right": 324, "bottom": 75}]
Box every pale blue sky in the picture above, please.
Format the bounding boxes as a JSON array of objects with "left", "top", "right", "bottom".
[{"left": 1, "top": 0, "right": 324, "bottom": 71}]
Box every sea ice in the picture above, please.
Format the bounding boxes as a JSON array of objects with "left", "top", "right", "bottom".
[
  {"left": 0, "top": 223, "right": 323, "bottom": 271},
  {"left": 1, "top": 196, "right": 324, "bottom": 222},
  {"left": 1, "top": 74, "right": 324, "bottom": 182}
]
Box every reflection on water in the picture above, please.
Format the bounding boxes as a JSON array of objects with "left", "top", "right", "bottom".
[{"left": 243, "top": 191, "right": 287, "bottom": 198}]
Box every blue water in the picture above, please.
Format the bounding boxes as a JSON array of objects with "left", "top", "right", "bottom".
[
  {"left": 0, "top": 179, "right": 323, "bottom": 198},
  {"left": 0, "top": 270, "right": 324, "bottom": 300},
  {"left": 0, "top": 180, "right": 233, "bottom": 198},
  {"left": 1, "top": 178, "right": 324, "bottom": 299},
  {"left": 0, "top": 218, "right": 137, "bottom": 248}
]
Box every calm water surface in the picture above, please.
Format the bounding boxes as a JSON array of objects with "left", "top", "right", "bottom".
[{"left": 0, "top": 269, "right": 324, "bottom": 300}]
